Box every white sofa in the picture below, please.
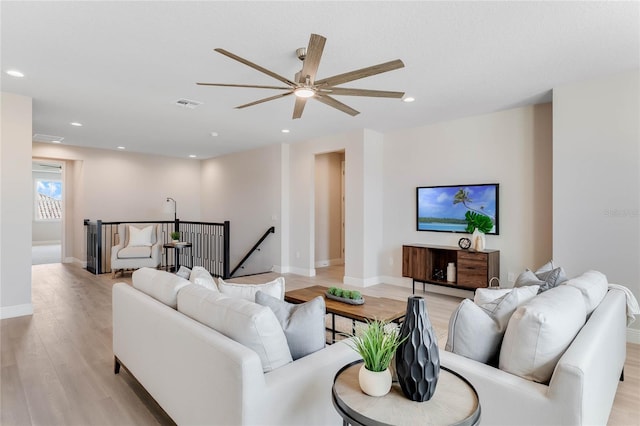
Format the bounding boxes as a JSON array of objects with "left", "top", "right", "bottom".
[
  {"left": 440, "top": 287, "right": 627, "bottom": 426},
  {"left": 112, "top": 270, "right": 360, "bottom": 426}
]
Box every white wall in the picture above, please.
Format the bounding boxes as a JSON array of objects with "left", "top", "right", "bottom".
[
  {"left": 200, "top": 143, "right": 282, "bottom": 276},
  {"left": 314, "top": 151, "right": 344, "bottom": 267},
  {"left": 1, "top": 93, "right": 33, "bottom": 319},
  {"left": 381, "top": 104, "right": 553, "bottom": 293},
  {"left": 553, "top": 70, "right": 640, "bottom": 339},
  {"left": 32, "top": 143, "right": 202, "bottom": 263}
]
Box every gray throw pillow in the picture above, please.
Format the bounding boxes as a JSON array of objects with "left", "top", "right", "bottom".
[
  {"left": 255, "top": 290, "right": 325, "bottom": 360},
  {"left": 514, "top": 267, "right": 566, "bottom": 293}
]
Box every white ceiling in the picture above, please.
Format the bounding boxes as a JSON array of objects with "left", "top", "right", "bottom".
[{"left": 2, "top": 1, "right": 638, "bottom": 159}]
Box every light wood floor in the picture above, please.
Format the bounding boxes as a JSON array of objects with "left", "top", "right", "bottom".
[{"left": 1, "top": 263, "right": 638, "bottom": 425}]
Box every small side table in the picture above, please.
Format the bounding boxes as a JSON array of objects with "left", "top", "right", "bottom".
[
  {"left": 332, "top": 360, "right": 480, "bottom": 426},
  {"left": 163, "top": 242, "right": 193, "bottom": 272}
]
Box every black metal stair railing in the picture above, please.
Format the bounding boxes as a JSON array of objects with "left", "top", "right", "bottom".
[
  {"left": 230, "top": 226, "right": 275, "bottom": 277},
  {"left": 83, "top": 219, "right": 230, "bottom": 278}
]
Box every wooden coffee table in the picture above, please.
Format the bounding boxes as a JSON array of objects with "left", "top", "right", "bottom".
[{"left": 284, "top": 285, "right": 407, "bottom": 342}]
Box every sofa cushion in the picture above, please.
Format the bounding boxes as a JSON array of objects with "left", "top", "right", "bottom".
[
  {"left": 177, "top": 284, "right": 292, "bottom": 372},
  {"left": 189, "top": 266, "right": 218, "bottom": 292},
  {"left": 499, "top": 285, "right": 587, "bottom": 383},
  {"left": 127, "top": 225, "right": 153, "bottom": 247},
  {"left": 217, "top": 277, "right": 284, "bottom": 302},
  {"left": 255, "top": 291, "right": 325, "bottom": 360},
  {"left": 563, "top": 270, "right": 608, "bottom": 314},
  {"left": 132, "top": 267, "right": 190, "bottom": 308},
  {"left": 445, "top": 286, "right": 539, "bottom": 364}
]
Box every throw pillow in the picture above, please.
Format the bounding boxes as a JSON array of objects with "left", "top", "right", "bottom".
[
  {"left": 177, "top": 284, "right": 292, "bottom": 373},
  {"left": 445, "top": 286, "right": 539, "bottom": 364},
  {"left": 127, "top": 225, "right": 153, "bottom": 247},
  {"left": 562, "top": 270, "right": 608, "bottom": 314},
  {"left": 514, "top": 267, "right": 566, "bottom": 293},
  {"left": 189, "top": 266, "right": 218, "bottom": 292},
  {"left": 499, "top": 285, "right": 587, "bottom": 383},
  {"left": 474, "top": 288, "right": 513, "bottom": 306},
  {"left": 176, "top": 266, "right": 191, "bottom": 280},
  {"left": 218, "top": 277, "right": 285, "bottom": 302},
  {"left": 255, "top": 291, "right": 325, "bottom": 360}
]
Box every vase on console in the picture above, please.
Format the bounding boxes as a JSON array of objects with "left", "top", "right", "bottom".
[
  {"left": 395, "top": 296, "right": 440, "bottom": 402},
  {"left": 471, "top": 228, "right": 485, "bottom": 251}
]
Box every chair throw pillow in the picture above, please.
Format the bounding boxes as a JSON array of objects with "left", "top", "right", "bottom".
[
  {"left": 445, "top": 285, "right": 539, "bottom": 364},
  {"left": 218, "top": 277, "right": 285, "bottom": 302},
  {"left": 255, "top": 291, "right": 326, "bottom": 360},
  {"left": 189, "top": 266, "right": 218, "bottom": 292},
  {"left": 177, "top": 284, "right": 292, "bottom": 373},
  {"left": 127, "top": 225, "right": 154, "bottom": 247}
]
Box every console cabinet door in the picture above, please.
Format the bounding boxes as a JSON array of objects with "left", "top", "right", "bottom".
[
  {"left": 457, "top": 251, "right": 489, "bottom": 288},
  {"left": 402, "top": 246, "right": 428, "bottom": 281}
]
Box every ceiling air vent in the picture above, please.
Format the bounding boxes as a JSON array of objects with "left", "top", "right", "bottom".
[
  {"left": 33, "top": 134, "right": 64, "bottom": 143},
  {"left": 175, "top": 98, "right": 203, "bottom": 109}
]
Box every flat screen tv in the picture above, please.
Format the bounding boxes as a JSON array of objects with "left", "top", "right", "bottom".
[{"left": 416, "top": 183, "right": 499, "bottom": 234}]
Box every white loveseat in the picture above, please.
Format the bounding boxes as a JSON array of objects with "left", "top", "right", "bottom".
[
  {"left": 112, "top": 269, "right": 360, "bottom": 426},
  {"left": 440, "top": 285, "right": 627, "bottom": 426}
]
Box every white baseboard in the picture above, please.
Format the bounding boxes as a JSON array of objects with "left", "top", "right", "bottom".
[
  {"left": 343, "top": 275, "right": 382, "bottom": 287},
  {"left": 314, "top": 258, "right": 345, "bottom": 268},
  {"left": 0, "top": 303, "right": 34, "bottom": 319},
  {"left": 32, "top": 240, "right": 61, "bottom": 246},
  {"left": 627, "top": 327, "right": 640, "bottom": 344},
  {"left": 283, "top": 266, "right": 316, "bottom": 277}
]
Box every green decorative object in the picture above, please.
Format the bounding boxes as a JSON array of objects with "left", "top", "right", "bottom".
[
  {"left": 325, "top": 286, "right": 365, "bottom": 305},
  {"left": 170, "top": 231, "right": 180, "bottom": 241},
  {"left": 345, "top": 320, "right": 407, "bottom": 373}
]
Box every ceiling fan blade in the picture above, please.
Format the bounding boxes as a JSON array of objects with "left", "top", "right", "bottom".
[
  {"left": 299, "top": 34, "right": 326, "bottom": 84},
  {"left": 292, "top": 97, "right": 307, "bottom": 119},
  {"left": 214, "top": 48, "right": 296, "bottom": 87},
  {"left": 315, "top": 59, "right": 405, "bottom": 87},
  {"left": 319, "top": 87, "right": 405, "bottom": 98},
  {"left": 236, "top": 91, "right": 294, "bottom": 109},
  {"left": 314, "top": 94, "right": 360, "bottom": 116},
  {"left": 197, "top": 82, "right": 292, "bottom": 90}
]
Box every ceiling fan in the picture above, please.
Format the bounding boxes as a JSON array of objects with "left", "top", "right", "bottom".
[{"left": 197, "top": 34, "right": 405, "bottom": 119}]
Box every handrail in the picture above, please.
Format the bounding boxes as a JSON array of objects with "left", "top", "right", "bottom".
[{"left": 230, "top": 226, "right": 275, "bottom": 277}]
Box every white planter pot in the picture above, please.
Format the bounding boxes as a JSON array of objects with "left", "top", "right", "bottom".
[{"left": 358, "top": 364, "right": 392, "bottom": 397}]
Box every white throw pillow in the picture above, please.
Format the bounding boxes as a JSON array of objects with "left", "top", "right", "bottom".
[
  {"left": 189, "top": 266, "right": 218, "bottom": 292},
  {"left": 474, "top": 285, "right": 539, "bottom": 307},
  {"left": 562, "top": 270, "right": 608, "bottom": 314},
  {"left": 127, "top": 225, "right": 153, "bottom": 247},
  {"left": 176, "top": 266, "right": 191, "bottom": 280},
  {"left": 255, "top": 291, "right": 325, "bottom": 360},
  {"left": 445, "top": 286, "right": 539, "bottom": 364},
  {"left": 132, "top": 267, "right": 191, "bottom": 309},
  {"left": 177, "top": 284, "right": 292, "bottom": 372},
  {"left": 499, "top": 285, "right": 587, "bottom": 383},
  {"left": 218, "top": 277, "right": 284, "bottom": 302}
]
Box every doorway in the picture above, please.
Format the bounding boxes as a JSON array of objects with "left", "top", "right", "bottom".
[
  {"left": 314, "top": 151, "right": 345, "bottom": 274},
  {"left": 32, "top": 160, "right": 64, "bottom": 265}
]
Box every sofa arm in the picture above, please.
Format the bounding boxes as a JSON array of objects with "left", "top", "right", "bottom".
[
  {"left": 111, "top": 243, "right": 124, "bottom": 260},
  {"left": 251, "top": 340, "right": 362, "bottom": 426},
  {"left": 150, "top": 241, "right": 162, "bottom": 265}
]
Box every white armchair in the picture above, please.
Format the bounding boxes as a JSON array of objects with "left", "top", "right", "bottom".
[{"left": 111, "top": 224, "right": 162, "bottom": 278}]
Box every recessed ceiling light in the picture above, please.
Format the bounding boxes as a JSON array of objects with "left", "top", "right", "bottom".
[
  {"left": 117, "top": 146, "right": 125, "bottom": 150},
  {"left": 52, "top": 140, "right": 62, "bottom": 144},
  {"left": 210, "top": 132, "right": 219, "bottom": 137},
  {"left": 189, "top": 154, "right": 197, "bottom": 158},
  {"left": 70, "top": 122, "right": 83, "bottom": 127},
  {"left": 6, "top": 69, "right": 25, "bottom": 78},
  {"left": 281, "top": 129, "right": 290, "bottom": 133},
  {"left": 402, "top": 97, "right": 415, "bottom": 103}
]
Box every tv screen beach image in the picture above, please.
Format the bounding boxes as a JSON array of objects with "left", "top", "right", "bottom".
[{"left": 417, "top": 184, "right": 498, "bottom": 233}]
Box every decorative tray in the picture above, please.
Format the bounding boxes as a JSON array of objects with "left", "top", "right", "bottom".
[{"left": 325, "top": 292, "right": 365, "bottom": 305}]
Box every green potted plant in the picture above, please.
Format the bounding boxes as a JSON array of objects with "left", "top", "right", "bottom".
[
  {"left": 170, "top": 231, "right": 180, "bottom": 243},
  {"left": 344, "top": 319, "right": 407, "bottom": 397},
  {"left": 464, "top": 211, "right": 493, "bottom": 251},
  {"left": 326, "top": 286, "right": 364, "bottom": 305}
]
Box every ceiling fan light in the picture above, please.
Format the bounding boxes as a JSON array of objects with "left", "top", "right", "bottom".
[{"left": 294, "top": 87, "right": 315, "bottom": 98}]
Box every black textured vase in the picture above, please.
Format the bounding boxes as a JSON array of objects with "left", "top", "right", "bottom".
[{"left": 395, "top": 296, "right": 440, "bottom": 402}]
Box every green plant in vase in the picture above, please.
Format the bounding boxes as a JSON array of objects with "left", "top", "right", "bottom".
[
  {"left": 170, "top": 231, "right": 180, "bottom": 242},
  {"left": 464, "top": 211, "right": 493, "bottom": 251},
  {"left": 344, "top": 319, "right": 407, "bottom": 397}
]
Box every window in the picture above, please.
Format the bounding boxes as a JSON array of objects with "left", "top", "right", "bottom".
[{"left": 35, "top": 179, "right": 62, "bottom": 221}]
